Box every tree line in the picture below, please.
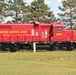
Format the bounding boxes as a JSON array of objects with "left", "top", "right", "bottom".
[{"left": 0, "top": 0, "right": 76, "bottom": 29}]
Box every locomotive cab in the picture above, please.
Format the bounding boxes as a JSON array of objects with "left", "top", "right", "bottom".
[
  {"left": 51, "top": 22, "right": 65, "bottom": 42},
  {"left": 50, "top": 22, "right": 69, "bottom": 50}
]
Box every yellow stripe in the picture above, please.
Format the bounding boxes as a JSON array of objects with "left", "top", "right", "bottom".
[
  {"left": 12, "top": 42, "right": 15, "bottom": 44},
  {"left": 24, "top": 42, "right": 28, "bottom": 44},
  {"left": 36, "top": 42, "right": 38, "bottom": 44},
  {"left": 44, "top": 42, "right": 47, "bottom": 43},
  {"left": 58, "top": 42, "right": 61, "bottom": 43}
]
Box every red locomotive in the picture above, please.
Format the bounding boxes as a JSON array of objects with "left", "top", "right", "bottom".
[{"left": 0, "top": 22, "right": 76, "bottom": 51}]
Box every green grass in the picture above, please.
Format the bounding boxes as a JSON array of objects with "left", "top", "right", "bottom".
[{"left": 0, "top": 51, "right": 76, "bottom": 75}]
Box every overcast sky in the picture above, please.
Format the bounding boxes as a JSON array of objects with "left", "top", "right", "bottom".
[{"left": 24, "top": 0, "right": 62, "bottom": 17}]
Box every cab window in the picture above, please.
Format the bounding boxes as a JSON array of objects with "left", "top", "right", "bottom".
[{"left": 56, "top": 27, "right": 62, "bottom": 32}]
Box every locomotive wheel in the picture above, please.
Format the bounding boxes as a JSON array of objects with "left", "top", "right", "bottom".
[
  {"left": 65, "top": 44, "right": 74, "bottom": 51},
  {"left": 26, "top": 45, "right": 31, "bottom": 50},
  {"left": 53, "top": 44, "right": 59, "bottom": 50},
  {"left": 10, "top": 46, "right": 17, "bottom": 52}
]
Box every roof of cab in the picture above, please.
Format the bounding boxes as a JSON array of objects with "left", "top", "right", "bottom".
[{"left": 51, "top": 22, "right": 65, "bottom": 27}]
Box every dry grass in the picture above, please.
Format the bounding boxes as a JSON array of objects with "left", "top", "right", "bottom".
[{"left": 0, "top": 51, "right": 76, "bottom": 75}]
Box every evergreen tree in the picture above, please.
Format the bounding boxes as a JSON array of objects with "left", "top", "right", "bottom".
[
  {"left": 25, "top": 0, "right": 56, "bottom": 23},
  {"left": 0, "top": 0, "right": 6, "bottom": 23},
  {"left": 5, "top": 0, "right": 29, "bottom": 23},
  {"left": 58, "top": 0, "right": 76, "bottom": 29}
]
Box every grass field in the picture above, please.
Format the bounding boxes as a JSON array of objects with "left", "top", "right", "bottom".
[{"left": 0, "top": 51, "right": 76, "bottom": 75}]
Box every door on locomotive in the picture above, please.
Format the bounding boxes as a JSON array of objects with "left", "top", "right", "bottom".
[
  {"left": 39, "top": 24, "right": 51, "bottom": 42},
  {"left": 32, "top": 22, "right": 40, "bottom": 42},
  {"left": 49, "top": 25, "right": 53, "bottom": 41}
]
